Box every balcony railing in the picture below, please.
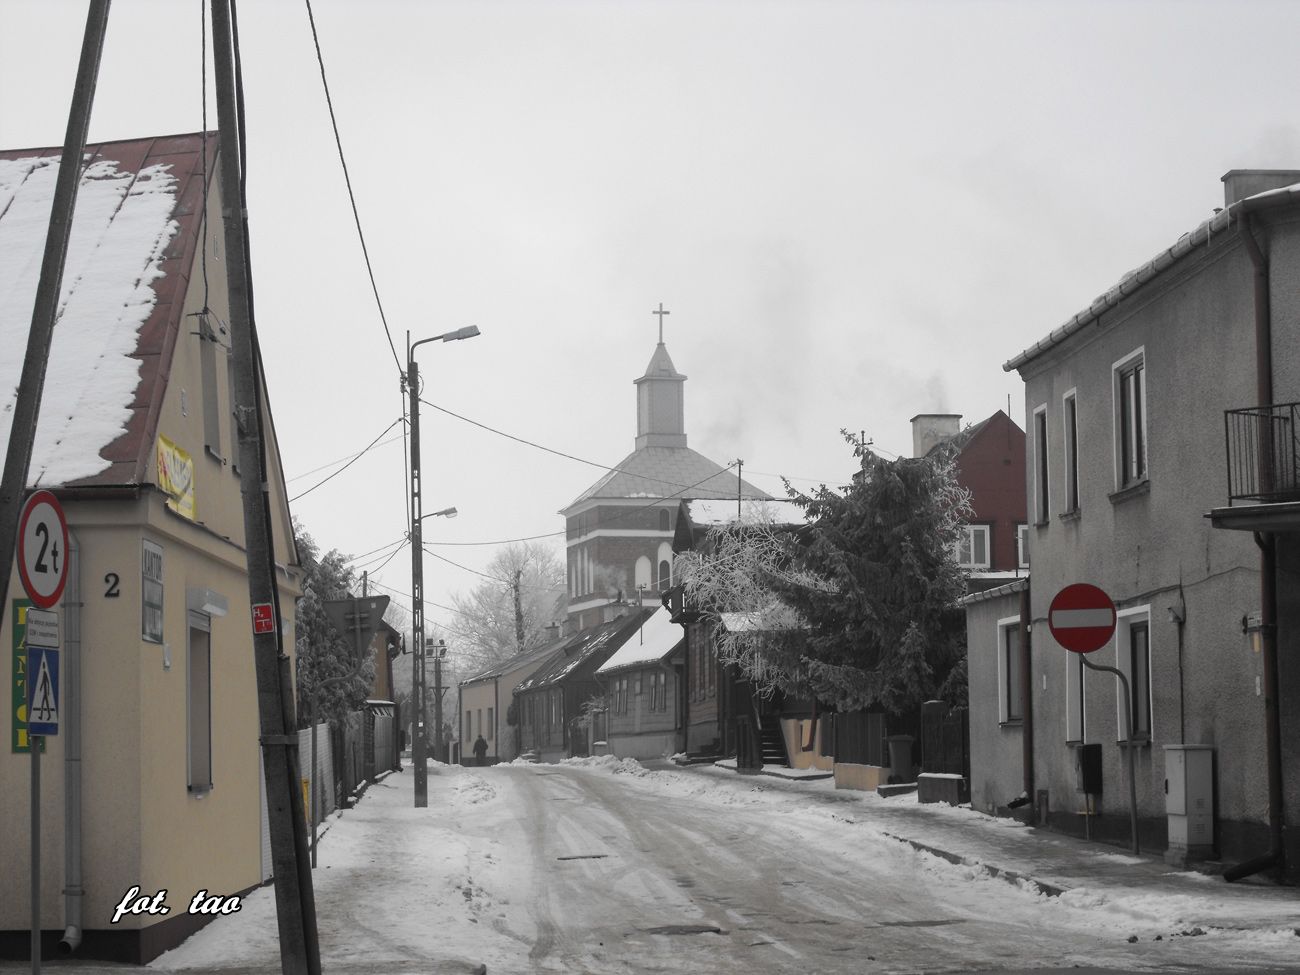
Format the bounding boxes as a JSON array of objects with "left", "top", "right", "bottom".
[{"left": 1225, "top": 403, "right": 1300, "bottom": 503}]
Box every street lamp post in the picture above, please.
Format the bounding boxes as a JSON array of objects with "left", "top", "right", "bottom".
[{"left": 407, "top": 326, "right": 479, "bottom": 807}]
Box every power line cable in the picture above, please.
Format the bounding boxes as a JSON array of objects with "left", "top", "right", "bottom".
[
  {"left": 302, "top": 0, "right": 403, "bottom": 376},
  {"left": 289, "top": 416, "right": 403, "bottom": 503},
  {"left": 287, "top": 430, "right": 405, "bottom": 483}
]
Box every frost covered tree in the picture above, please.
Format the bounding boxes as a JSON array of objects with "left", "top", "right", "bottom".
[
  {"left": 449, "top": 542, "right": 566, "bottom": 666},
  {"left": 781, "top": 436, "right": 972, "bottom": 714},
  {"left": 294, "top": 523, "right": 376, "bottom": 729},
  {"left": 676, "top": 437, "right": 971, "bottom": 715}
]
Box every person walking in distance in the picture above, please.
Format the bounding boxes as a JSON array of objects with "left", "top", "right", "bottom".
[{"left": 473, "top": 734, "right": 488, "bottom": 767}]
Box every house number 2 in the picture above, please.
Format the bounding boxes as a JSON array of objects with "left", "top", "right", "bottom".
[{"left": 104, "top": 572, "right": 121, "bottom": 598}]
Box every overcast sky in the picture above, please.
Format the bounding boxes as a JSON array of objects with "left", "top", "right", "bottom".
[{"left": 4, "top": 0, "right": 1299, "bottom": 645}]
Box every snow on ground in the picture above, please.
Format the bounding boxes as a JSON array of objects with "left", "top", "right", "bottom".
[{"left": 149, "top": 759, "right": 1300, "bottom": 974}]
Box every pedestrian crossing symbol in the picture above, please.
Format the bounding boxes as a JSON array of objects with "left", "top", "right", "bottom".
[{"left": 27, "top": 646, "right": 59, "bottom": 737}]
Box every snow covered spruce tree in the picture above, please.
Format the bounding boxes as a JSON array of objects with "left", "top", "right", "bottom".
[
  {"left": 781, "top": 435, "right": 972, "bottom": 714},
  {"left": 294, "top": 523, "right": 376, "bottom": 729}
]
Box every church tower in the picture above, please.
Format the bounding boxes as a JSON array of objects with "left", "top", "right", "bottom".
[{"left": 561, "top": 306, "right": 770, "bottom": 630}]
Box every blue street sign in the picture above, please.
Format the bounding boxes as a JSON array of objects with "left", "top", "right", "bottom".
[{"left": 27, "top": 646, "right": 59, "bottom": 736}]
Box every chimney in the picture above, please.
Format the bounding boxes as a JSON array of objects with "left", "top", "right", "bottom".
[
  {"left": 1221, "top": 169, "right": 1300, "bottom": 208},
  {"left": 910, "top": 413, "right": 961, "bottom": 458}
]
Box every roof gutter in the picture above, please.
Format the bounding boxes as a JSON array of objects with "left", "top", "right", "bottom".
[{"left": 1004, "top": 186, "right": 1300, "bottom": 374}]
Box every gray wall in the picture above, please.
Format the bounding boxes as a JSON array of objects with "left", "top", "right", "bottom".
[
  {"left": 1013, "top": 213, "right": 1300, "bottom": 857},
  {"left": 966, "top": 589, "right": 1026, "bottom": 815}
]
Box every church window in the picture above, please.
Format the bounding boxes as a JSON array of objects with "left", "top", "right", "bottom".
[
  {"left": 634, "top": 556, "right": 651, "bottom": 589},
  {"left": 658, "top": 560, "right": 671, "bottom": 590},
  {"left": 659, "top": 509, "right": 670, "bottom": 532}
]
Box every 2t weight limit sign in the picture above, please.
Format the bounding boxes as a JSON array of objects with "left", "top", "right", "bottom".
[{"left": 18, "top": 490, "right": 69, "bottom": 609}]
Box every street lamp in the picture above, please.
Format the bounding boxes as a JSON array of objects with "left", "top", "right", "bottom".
[{"left": 407, "top": 326, "right": 479, "bottom": 808}]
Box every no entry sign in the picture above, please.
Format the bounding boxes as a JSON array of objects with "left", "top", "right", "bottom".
[{"left": 1049, "top": 583, "right": 1117, "bottom": 653}]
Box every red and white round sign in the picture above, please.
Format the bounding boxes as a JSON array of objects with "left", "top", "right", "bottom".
[
  {"left": 1048, "top": 583, "right": 1116, "bottom": 654},
  {"left": 17, "top": 490, "right": 69, "bottom": 609}
]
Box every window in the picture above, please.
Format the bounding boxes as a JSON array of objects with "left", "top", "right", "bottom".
[
  {"left": 464, "top": 711, "right": 472, "bottom": 742},
  {"left": 1128, "top": 621, "right": 1151, "bottom": 739},
  {"left": 613, "top": 677, "right": 629, "bottom": 714},
  {"left": 955, "top": 525, "right": 991, "bottom": 569},
  {"left": 658, "top": 560, "right": 671, "bottom": 590},
  {"left": 1033, "top": 405, "right": 1050, "bottom": 523},
  {"left": 997, "top": 618, "right": 1022, "bottom": 723},
  {"left": 634, "top": 556, "right": 651, "bottom": 590},
  {"left": 649, "top": 671, "right": 667, "bottom": 711},
  {"left": 659, "top": 509, "right": 670, "bottom": 532},
  {"left": 198, "top": 314, "right": 223, "bottom": 462},
  {"left": 486, "top": 708, "right": 494, "bottom": 741},
  {"left": 1066, "top": 651, "right": 1086, "bottom": 742},
  {"left": 187, "top": 613, "right": 212, "bottom": 793},
  {"left": 475, "top": 709, "right": 481, "bottom": 737},
  {"left": 1114, "top": 351, "right": 1147, "bottom": 488},
  {"left": 1114, "top": 608, "right": 1152, "bottom": 741},
  {"left": 1063, "top": 391, "right": 1079, "bottom": 511},
  {"left": 1016, "top": 524, "right": 1030, "bottom": 569}
]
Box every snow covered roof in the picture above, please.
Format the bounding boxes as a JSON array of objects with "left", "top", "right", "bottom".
[
  {"left": 563, "top": 445, "right": 771, "bottom": 509},
  {"left": 514, "top": 610, "right": 651, "bottom": 692},
  {"left": 460, "top": 636, "right": 567, "bottom": 686},
  {"left": 0, "top": 133, "right": 215, "bottom": 488},
  {"left": 596, "top": 607, "right": 684, "bottom": 674},
  {"left": 1004, "top": 179, "right": 1300, "bottom": 373},
  {"left": 719, "top": 608, "right": 804, "bottom": 633},
  {"left": 686, "top": 498, "right": 807, "bottom": 528}
]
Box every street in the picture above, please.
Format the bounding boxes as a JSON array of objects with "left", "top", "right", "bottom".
[{"left": 137, "top": 759, "right": 1298, "bottom": 975}]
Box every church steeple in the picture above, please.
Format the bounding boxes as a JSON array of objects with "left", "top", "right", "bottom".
[{"left": 634, "top": 304, "right": 687, "bottom": 449}]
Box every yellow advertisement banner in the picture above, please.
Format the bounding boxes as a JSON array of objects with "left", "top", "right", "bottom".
[{"left": 157, "top": 434, "right": 196, "bottom": 521}]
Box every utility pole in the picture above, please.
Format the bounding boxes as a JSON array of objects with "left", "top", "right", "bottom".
[
  {"left": 513, "top": 567, "right": 525, "bottom": 654},
  {"left": 210, "top": 3, "right": 319, "bottom": 973},
  {"left": 0, "top": 0, "right": 110, "bottom": 658},
  {"left": 406, "top": 326, "right": 478, "bottom": 805}
]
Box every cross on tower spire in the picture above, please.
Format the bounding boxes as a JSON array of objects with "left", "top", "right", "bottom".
[{"left": 652, "top": 302, "right": 670, "bottom": 344}]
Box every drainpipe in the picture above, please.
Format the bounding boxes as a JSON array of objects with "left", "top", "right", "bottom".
[
  {"left": 59, "top": 535, "right": 83, "bottom": 954},
  {"left": 1225, "top": 212, "right": 1285, "bottom": 882},
  {"left": 1018, "top": 583, "right": 1034, "bottom": 809},
  {"left": 493, "top": 677, "right": 499, "bottom": 763}
]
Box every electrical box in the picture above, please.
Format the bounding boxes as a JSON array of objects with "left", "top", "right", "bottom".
[
  {"left": 1074, "top": 742, "right": 1102, "bottom": 793},
  {"left": 1164, "top": 744, "right": 1214, "bottom": 864}
]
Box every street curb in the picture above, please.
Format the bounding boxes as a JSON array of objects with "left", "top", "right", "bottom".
[{"left": 881, "top": 831, "right": 1069, "bottom": 898}]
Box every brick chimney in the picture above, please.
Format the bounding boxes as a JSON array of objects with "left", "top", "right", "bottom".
[
  {"left": 910, "top": 413, "right": 961, "bottom": 458},
  {"left": 1222, "top": 169, "right": 1300, "bottom": 208}
]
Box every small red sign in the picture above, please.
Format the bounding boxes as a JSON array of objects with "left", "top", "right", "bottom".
[
  {"left": 17, "top": 490, "right": 69, "bottom": 609},
  {"left": 252, "top": 602, "right": 275, "bottom": 635},
  {"left": 1049, "top": 583, "right": 1117, "bottom": 654}
]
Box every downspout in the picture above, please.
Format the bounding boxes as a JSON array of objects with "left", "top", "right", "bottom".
[
  {"left": 59, "top": 535, "right": 83, "bottom": 954},
  {"left": 493, "top": 677, "right": 499, "bottom": 763},
  {"left": 456, "top": 682, "right": 463, "bottom": 766},
  {"left": 1225, "top": 212, "right": 1286, "bottom": 882},
  {"left": 1019, "top": 583, "right": 1034, "bottom": 810}
]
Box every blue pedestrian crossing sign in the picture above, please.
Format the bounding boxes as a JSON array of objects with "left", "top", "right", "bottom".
[{"left": 27, "top": 646, "right": 59, "bottom": 736}]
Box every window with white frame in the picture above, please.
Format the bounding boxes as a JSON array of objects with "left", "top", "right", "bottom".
[
  {"left": 1033, "top": 405, "right": 1050, "bottom": 523},
  {"left": 1063, "top": 390, "right": 1080, "bottom": 511},
  {"left": 955, "top": 524, "right": 991, "bottom": 569},
  {"left": 1016, "top": 524, "right": 1030, "bottom": 569},
  {"left": 1065, "top": 651, "right": 1086, "bottom": 742},
  {"left": 997, "top": 618, "right": 1022, "bottom": 723},
  {"left": 1114, "top": 607, "right": 1152, "bottom": 741},
  {"left": 1114, "top": 351, "right": 1147, "bottom": 489}
]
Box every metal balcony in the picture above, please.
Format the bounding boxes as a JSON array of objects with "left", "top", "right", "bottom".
[{"left": 1225, "top": 403, "right": 1300, "bottom": 503}]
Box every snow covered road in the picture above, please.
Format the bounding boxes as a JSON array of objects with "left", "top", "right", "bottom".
[{"left": 149, "top": 759, "right": 1300, "bottom": 974}]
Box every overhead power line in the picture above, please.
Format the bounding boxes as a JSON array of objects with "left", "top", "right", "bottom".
[
  {"left": 302, "top": 0, "right": 403, "bottom": 377},
  {"left": 287, "top": 429, "right": 405, "bottom": 483},
  {"left": 289, "top": 416, "right": 403, "bottom": 503}
]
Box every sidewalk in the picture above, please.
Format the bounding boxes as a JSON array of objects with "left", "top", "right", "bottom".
[{"left": 691, "top": 759, "right": 1300, "bottom": 936}]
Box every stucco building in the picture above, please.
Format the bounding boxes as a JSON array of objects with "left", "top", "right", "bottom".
[
  {"left": 974, "top": 168, "right": 1300, "bottom": 878},
  {"left": 0, "top": 134, "right": 302, "bottom": 961}
]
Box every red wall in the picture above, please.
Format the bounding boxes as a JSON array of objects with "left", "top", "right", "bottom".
[{"left": 956, "top": 411, "right": 1027, "bottom": 572}]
